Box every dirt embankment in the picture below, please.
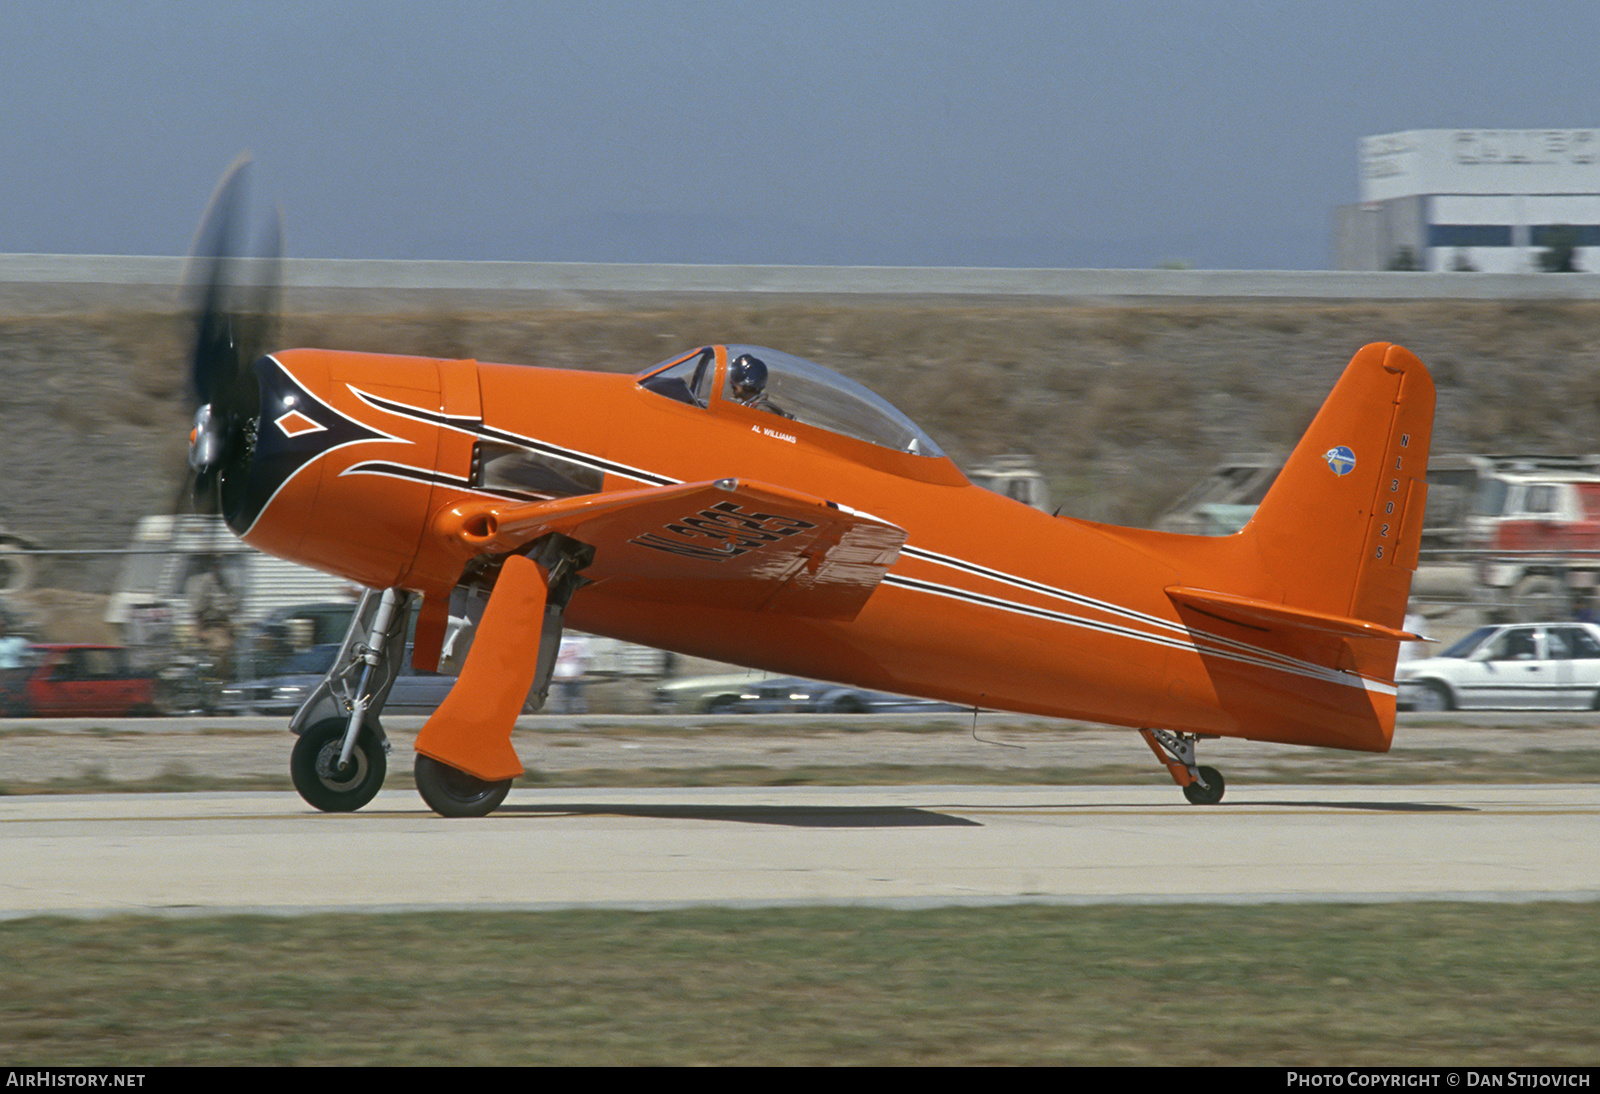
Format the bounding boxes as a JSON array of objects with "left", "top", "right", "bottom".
[{"left": 4, "top": 295, "right": 1600, "bottom": 583}]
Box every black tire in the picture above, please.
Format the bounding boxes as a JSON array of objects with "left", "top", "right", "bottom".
[
  {"left": 414, "top": 754, "right": 512, "bottom": 818},
  {"left": 1411, "top": 681, "right": 1454, "bottom": 713},
  {"left": 290, "top": 717, "right": 387, "bottom": 813},
  {"left": 827, "top": 694, "right": 866, "bottom": 713},
  {"left": 1182, "top": 765, "right": 1226, "bottom": 805}
]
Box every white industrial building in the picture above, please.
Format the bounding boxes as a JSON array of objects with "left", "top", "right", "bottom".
[{"left": 1335, "top": 129, "right": 1600, "bottom": 272}]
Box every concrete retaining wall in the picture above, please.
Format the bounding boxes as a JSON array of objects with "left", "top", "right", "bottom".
[{"left": 5, "top": 253, "right": 1600, "bottom": 310}]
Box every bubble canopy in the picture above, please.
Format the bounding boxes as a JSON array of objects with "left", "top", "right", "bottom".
[{"left": 638, "top": 345, "right": 945, "bottom": 458}]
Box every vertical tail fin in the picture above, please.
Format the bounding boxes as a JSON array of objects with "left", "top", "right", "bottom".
[
  {"left": 1243, "top": 342, "right": 1435, "bottom": 633},
  {"left": 1149, "top": 344, "right": 1433, "bottom": 749}
]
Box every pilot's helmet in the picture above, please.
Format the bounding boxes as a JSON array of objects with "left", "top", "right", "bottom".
[{"left": 730, "top": 354, "right": 768, "bottom": 397}]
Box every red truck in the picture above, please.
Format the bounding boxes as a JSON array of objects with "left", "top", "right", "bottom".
[{"left": 0, "top": 644, "right": 160, "bottom": 718}]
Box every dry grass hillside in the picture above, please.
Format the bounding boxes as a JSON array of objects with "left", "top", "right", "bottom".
[{"left": 4, "top": 295, "right": 1599, "bottom": 576}]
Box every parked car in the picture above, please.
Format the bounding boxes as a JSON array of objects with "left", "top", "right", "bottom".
[
  {"left": 1395, "top": 622, "right": 1600, "bottom": 711},
  {"left": 653, "top": 672, "right": 771, "bottom": 713},
  {"left": 237, "top": 601, "right": 361, "bottom": 678},
  {"left": 0, "top": 644, "right": 160, "bottom": 718},
  {"left": 219, "top": 643, "right": 458, "bottom": 716},
  {"left": 725, "top": 676, "right": 964, "bottom": 714},
  {"left": 654, "top": 672, "right": 961, "bottom": 714}
]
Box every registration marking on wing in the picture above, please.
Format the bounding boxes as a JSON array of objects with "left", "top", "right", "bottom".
[{"left": 629, "top": 500, "right": 818, "bottom": 562}]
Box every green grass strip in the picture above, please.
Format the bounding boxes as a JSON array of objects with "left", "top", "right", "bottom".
[{"left": 2, "top": 903, "right": 1595, "bottom": 1065}]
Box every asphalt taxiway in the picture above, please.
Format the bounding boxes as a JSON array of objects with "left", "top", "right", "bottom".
[{"left": 2, "top": 783, "right": 1595, "bottom": 917}]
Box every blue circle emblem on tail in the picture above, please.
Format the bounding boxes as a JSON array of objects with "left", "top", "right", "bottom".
[{"left": 1323, "top": 445, "right": 1357, "bottom": 476}]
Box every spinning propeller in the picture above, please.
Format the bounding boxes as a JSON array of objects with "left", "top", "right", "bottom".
[{"left": 183, "top": 154, "right": 281, "bottom": 521}]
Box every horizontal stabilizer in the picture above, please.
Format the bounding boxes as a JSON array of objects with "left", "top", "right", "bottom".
[{"left": 1167, "top": 586, "right": 1421, "bottom": 643}]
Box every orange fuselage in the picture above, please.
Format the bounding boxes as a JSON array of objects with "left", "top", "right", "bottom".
[{"left": 230, "top": 345, "right": 1413, "bottom": 753}]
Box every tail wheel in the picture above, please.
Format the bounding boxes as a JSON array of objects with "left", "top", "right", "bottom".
[
  {"left": 290, "top": 717, "right": 387, "bottom": 812},
  {"left": 1140, "top": 728, "right": 1230, "bottom": 806},
  {"left": 414, "top": 754, "right": 512, "bottom": 818},
  {"left": 1182, "top": 765, "right": 1226, "bottom": 805}
]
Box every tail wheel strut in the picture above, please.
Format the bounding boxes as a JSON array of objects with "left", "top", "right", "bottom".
[{"left": 1140, "top": 728, "right": 1226, "bottom": 805}]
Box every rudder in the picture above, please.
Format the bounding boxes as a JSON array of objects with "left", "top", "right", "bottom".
[{"left": 1243, "top": 343, "right": 1435, "bottom": 633}]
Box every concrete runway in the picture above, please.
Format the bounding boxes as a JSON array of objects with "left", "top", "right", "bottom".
[{"left": 3, "top": 783, "right": 1595, "bottom": 917}]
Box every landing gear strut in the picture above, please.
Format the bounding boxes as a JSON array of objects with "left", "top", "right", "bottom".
[
  {"left": 1140, "top": 728, "right": 1226, "bottom": 805},
  {"left": 288, "top": 588, "right": 414, "bottom": 812}
]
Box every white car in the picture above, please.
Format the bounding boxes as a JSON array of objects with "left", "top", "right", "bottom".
[{"left": 1396, "top": 622, "right": 1600, "bottom": 712}]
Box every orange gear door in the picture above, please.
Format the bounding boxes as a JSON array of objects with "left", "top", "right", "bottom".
[{"left": 412, "top": 553, "right": 549, "bottom": 782}]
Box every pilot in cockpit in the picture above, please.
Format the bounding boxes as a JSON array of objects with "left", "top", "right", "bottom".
[{"left": 730, "top": 354, "right": 792, "bottom": 418}]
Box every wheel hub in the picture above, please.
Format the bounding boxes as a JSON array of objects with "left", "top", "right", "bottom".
[{"left": 315, "top": 741, "right": 367, "bottom": 790}]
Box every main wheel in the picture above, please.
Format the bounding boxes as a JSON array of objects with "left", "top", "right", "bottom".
[
  {"left": 414, "top": 754, "right": 512, "bottom": 818},
  {"left": 1182, "top": 765, "right": 1226, "bottom": 805},
  {"left": 290, "top": 717, "right": 387, "bottom": 812}
]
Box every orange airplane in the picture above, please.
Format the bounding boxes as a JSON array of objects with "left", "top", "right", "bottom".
[{"left": 185, "top": 164, "right": 1434, "bottom": 817}]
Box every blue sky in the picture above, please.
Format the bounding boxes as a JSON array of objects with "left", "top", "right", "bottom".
[{"left": 4, "top": 0, "right": 1596, "bottom": 268}]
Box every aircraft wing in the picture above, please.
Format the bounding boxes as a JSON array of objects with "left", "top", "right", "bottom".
[{"left": 435, "top": 478, "right": 907, "bottom": 620}]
